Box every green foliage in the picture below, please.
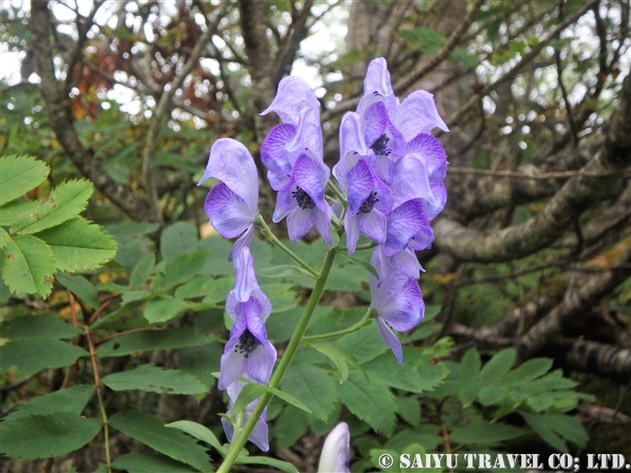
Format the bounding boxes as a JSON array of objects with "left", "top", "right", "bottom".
[
  {"left": 0, "top": 155, "right": 117, "bottom": 297},
  {"left": 101, "top": 364, "right": 207, "bottom": 394},
  {"left": 0, "top": 412, "right": 102, "bottom": 460},
  {"left": 109, "top": 411, "right": 214, "bottom": 473}
]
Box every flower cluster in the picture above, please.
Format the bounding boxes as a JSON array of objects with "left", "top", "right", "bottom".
[
  {"left": 334, "top": 58, "right": 449, "bottom": 363},
  {"left": 199, "top": 57, "right": 448, "bottom": 451}
]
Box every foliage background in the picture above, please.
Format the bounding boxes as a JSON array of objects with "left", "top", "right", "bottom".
[{"left": 1, "top": 0, "right": 630, "bottom": 472}]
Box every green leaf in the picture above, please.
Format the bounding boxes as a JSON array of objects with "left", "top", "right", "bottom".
[
  {"left": 0, "top": 155, "right": 49, "bottom": 206},
  {"left": 165, "top": 420, "right": 225, "bottom": 455},
  {"left": 3, "top": 385, "right": 94, "bottom": 422},
  {"left": 479, "top": 348, "right": 516, "bottom": 382},
  {"left": 161, "top": 222, "right": 198, "bottom": 260},
  {"left": 0, "top": 200, "right": 38, "bottom": 227},
  {"left": 449, "top": 421, "right": 523, "bottom": 445},
  {"left": 523, "top": 413, "right": 587, "bottom": 452},
  {"left": 11, "top": 179, "right": 92, "bottom": 234},
  {"left": 1, "top": 234, "right": 56, "bottom": 297},
  {"left": 1, "top": 314, "right": 82, "bottom": 340},
  {"left": 35, "top": 218, "right": 117, "bottom": 272},
  {"left": 338, "top": 252, "right": 379, "bottom": 279},
  {"left": 150, "top": 250, "right": 210, "bottom": 292},
  {"left": 231, "top": 382, "right": 268, "bottom": 416},
  {"left": 130, "top": 252, "right": 156, "bottom": 289},
  {"left": 339, "top": 371, "right": 397, "bottom": 436},
  {"left": 395, "top": 27, "right": 446, "bottom": 52},
  {"left": 175, "top": 276, "right": 222, "bottom": 300},
  {"left": 0, "top": 227, "right": 9, "bottom": 249},
  {"left": 0, "top": 338, "right": 88, "bottom": 375},
  {"left": 267, "top": 386, "right": 312, "bottom": 414},
  {"left": 101, "top": 364, "right": 207, "bottom": 394},
  {"left": 273, "top": 405, "right": 308, "bottom": 450},
  {"left": 396, "top": 396, "right": 421, "bottom": 427},
  {"left": 336, "top": 325, "right": 389, "bottom": 364},
  {"left": 0, "top": 412, "right": 102, "bottom": 459},
  {"left": 109, "top": 411, "right": 213, "bottom": 473},
  {"left": 97, "top": 329, "right": 215, "bottom": 358},
  {"left": 144, "top": 296, "right": 190, "bottom": 323},
  {"left": 451, "top": 46, "right": 480, "bottom": 68},
  {"left": 504, "top": 357, "right": 553, "bottom": 384},
  {"left": 281, "top": 363, "right": 338, "bottom": 421},
  {"left": 257, "top": 264, "right": 316, "bottom": 279},
  {"left": 55, "top": 272, "right": 100, "bottom": 310},
  {"left": 304, "top": 340, "right": 349, "bottom": 382},
  {"left": 112, "top": 453, "right": 201, "bottom": 473},
  {"left": 235, "top": 455, "right": 299, "bottom": 473}
]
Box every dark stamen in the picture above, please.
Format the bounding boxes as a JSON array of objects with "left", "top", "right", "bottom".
[
  {"left": 292, "top": 186, "right": 316, "bottom": 210},
  {"left": 359, "top": 191, "right": 379, "bottom": 214},
  {"left": 371, "top": 133, "right": 391, "bottom": 156},
  {"left": 234, "top": 329, "right": 260, "bottom": 358}
]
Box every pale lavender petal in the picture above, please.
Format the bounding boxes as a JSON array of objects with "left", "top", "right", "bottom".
[
  {"left": 287, "top": 207, "right": 316, "bottom": 241},
  {"left": 372, "top": 174, "right": 394, "bottom": 215},
  {"left": 376, "top": 316, "right": 403, "bottom": 364},
  {"left": 427, "top": 181, "right": 447, "bottom": 220},
  {"left": 317, "top": 422, "right": 351, "bottom": 473},
  {"left": 244, "top": 339, "right": 277, "bottom": 386},
  {"left": 406, "top": 133, "right": 448, "bottom": 181},
  {"left": 383, "top": 199, "right": 426, "bottom": 256},
  {"left": 390, "top": 154, "right": 433, "bottom": 208},
  {"left": 261, "top": 76, "right": 320, "bottom": 125},
  {"left": 344, "top": 212, "right": 360, "bottom": 255},
  {"left": 248, "top": 408, "right": 270, "bottom": 452},
  {"left": 314, "top": 204, "right": 333, "bottom": 245},
  {"left": 333, "top": 152, "right": 361, "bottom": 192},
  {"left": 364, "top": 58, "right": 394, "bottom": 98},
  {"left": 358, "top": 209, "right": 387, "bottom": 245},
  {"left": 408, "top": 220, "right": 434, "bottom": 252},
  {"left": 293, "top": 154, "right": 330, "bottom": 211},
  {"left": 230, "top": 224, "right": 255, "bottom": 263},
  {"left": 223, "top": 381, "right": 270, "bottom": 451},
  {"left": 218, "top": 316, "right": 247, "bottom": 389},
  {"left": 199, "top": 138, "right": 258, "bottom": 212},
  {"left": 204, "top": 184, "right": 255, "bottom": 239},
  {"left": 377, "top": 277, "right": 424, "bottom": 331},
  {"left": 233, "top": 247, "right": 258, "bottom": 302},
  {"left": 390, "top": 247, "right": 423, "bottom": 279},
  {"left": 393, "top": 90, "right": 449, "bottom": 141},
  {"left": 290, "top": 107, "right": 323, "bottom": 161},
  {"left": 273, "top": 179, "right": 299, "bottom": 222},
  {"left": 362, "top": 102, "right": 388, "bottom": 149},
  {"left": 338, "top": 112, "right": 368, "bottom": 160},
  {"left": 373, "top": 154, "right": 396, "bottom": 185}
]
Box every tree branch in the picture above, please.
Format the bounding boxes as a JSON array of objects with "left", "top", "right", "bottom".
[{"left": 30, "top": 0, "right": 151, "bottom": 221}]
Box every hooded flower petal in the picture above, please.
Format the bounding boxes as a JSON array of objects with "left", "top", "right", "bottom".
[
  {"left": 198, "top": 138, "right": 258, "bottom": 213},
  {"left": 393, "top": 90, "right": 449, "bottom": 141},
  {"left": 317, "top": 422, "right": 351, "bottom": 473},
  {"left": 261, "top": 76, "right": 320, "bottom": 126},
  {"left": 222, "top": 380, "right": 269, "bottom": 451},
  {"left": 204, "top": 184, "right": 256, "bottom": 240},
  {"left": 372, "top": 245, "right": 422, "bottom": 281},
  {"left": 358, "top": 58, "right": 398, "bottom": 117},
  {"left": 405, "top": 133, "right": 448, "bottom": 182},
  {"left": 383, "top": 199, "right": 429, "bottom": 256}
]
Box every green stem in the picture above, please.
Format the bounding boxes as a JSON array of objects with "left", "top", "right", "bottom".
[
  {"left": 216, "top": 247, "right": 338, "bottom": 473},
  {"left": 327, "top": 181, "right": 346, "bottom": 207},
  {"left": 303, "top": 306, "right": 376, "bottom": 341},
  {"left": 255, "top": 215, "right": 319, "bottom": 278}
]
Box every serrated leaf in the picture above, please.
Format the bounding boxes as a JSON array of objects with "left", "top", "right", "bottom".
[
  {"left": 175, "top": 276, "right": 220, "bottom": 300},
  {"left": 396, "top": 396, "right": 421, "bottom": 427},
  {"left": 109, "top": 411, "right": 213, "bottom": 473},
  {"left": 1, "top": 315, "right": 82, "bottom": 340},
  {"left": 340, "top": 371, "right": 396, "bottom": 436},
  {"left": 97, "top": 329, "right": 215, "bottom": 358},
  {"left": 55, "top": 272, "right": 100, "bottom": 310},
  {"left": 479, "top": 348, "right": 516, "bottom": 382},
  {"left": 1, "top": 234, "right": 56, "bottom": 297},
  {"left": 304, "top": 340, "right": 349, "bottom": 382},
  {"left": 274, "top": 405, "right": 308, "bottom": 450},
  {"left": 11, "top": 179, "right": 92, "bottom": 234},
  {"left": 336, "top": 325, "right": 389, "bottom": 364},
  {"left": 112, "top": 453, "right": 200, "bottom": 473},
  {"left": 130, "top": 252, "right": 156, "bottom": 289},
  {"left": 231, "top": 382, "right": 267, "bottom": 416},
  {"left": 257, "top": 264, "right": 316, "bottom": 279},
  {"left": 0, "top": 412, "right": 102, "bottom": 459},
  {"left": 522, "top": 413, "right": 576, "bottom": 452},
  {"left": 235, "top": 455, "right": 299, "bottom": 473},
  {"left": 281, "top": 363, "right": 338, "bottom": 421},
  {"left": 165, "top": 420, "right": 225, "bottom": 455},
  {"left": 144, "top": 296, "right": 190, "bottom": 323},
  {"left": 34, "top": 218, "right": 117, "bottom": 272},
  {"left": 150, "top": 250, "right": 210, "bottom": 292},
  {"left": 395, "top": 27, "right": 446, "bottom": 52},
  {"left": 0, "top": 155, "right": 49, "bottom": 206},
  {"left": 0, "top": 200, "right": 39, "bottom": 227},
  {"left": 3, "top": 385, "right": 94, "bottom": 422},
  {"left": 504, "top": 357, "right": 553, "bottom": 384},
  {"left": 0, "top": 338, "right": 88, "bottom": 375},
  {"left": 450, "top": 421, "right": 523, "bottom": 445},
  {"left": 101, "top": 364, "right": 207, "bottom": 394},
  {"left": 267, "top": 386, "right": 312, "bottom": 414}
]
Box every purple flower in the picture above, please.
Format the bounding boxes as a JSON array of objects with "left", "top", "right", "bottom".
[
  {"left": 382, "top": 199, "right": 433, "bottom": 257},
  {"left": 343, "top": 159, "right": 393, "bottom": 254},
  {"left": 198, "top": 139, "right": 259, "bottom": 258},
  {"left": 218, "top": 248, "right": 276, "bottom": 390},
  {"left": 317, "top": 422, "right": 351, "bottom": 473},
  {"left": 273, "top": 153, "right": 333, "bottom": 244},
  {"left": 371, "top": 245, "right": 422, "bottom": 281},
  {"left": 222, "top": 379, "right": 270, "bottom": 451},
  {"left": 370, "top": 251, "right": 424, "bottom": 363},
  {"left": 260, "top": 76, "right": 323, "bottom": 190}
]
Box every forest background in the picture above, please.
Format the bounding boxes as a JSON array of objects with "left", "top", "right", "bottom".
[{"left": 1, "top": 0, "right": 630, "bottom": 472}]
